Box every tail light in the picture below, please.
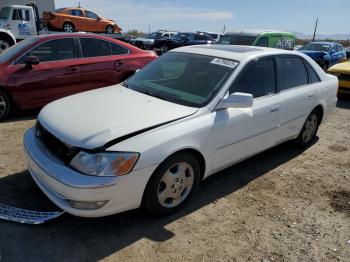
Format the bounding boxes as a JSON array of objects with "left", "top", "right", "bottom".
[{"left": 145, "top": 50, "right": 158, "bottom": 57}]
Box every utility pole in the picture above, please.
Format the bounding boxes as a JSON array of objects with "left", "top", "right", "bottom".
[
  {"left": 312, "top": 18, "right": 318, "bottom": 41},
  {"left": 223, "top": 25, "right": 226, "bottom": 34}
]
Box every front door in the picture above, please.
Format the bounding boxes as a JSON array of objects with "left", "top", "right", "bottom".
[
  {"left": 211, "top": 58, "right": 280, "bottom": 170},
  {"left": 10, "top": 38, "right": 82, "bottom": 108}
]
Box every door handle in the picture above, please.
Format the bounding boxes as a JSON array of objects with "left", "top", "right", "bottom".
[
  {"left": 308, "top": 94, "right": 314, "bottom": 99},
  {"left": 114, "top": 60, "right": 125, "bottom": 66},
  {"left": 270, "top": 105, "right": 280, "bottom": 113},
  {"left": 66, "top": 67, "right": 79, "bottom": 73}
]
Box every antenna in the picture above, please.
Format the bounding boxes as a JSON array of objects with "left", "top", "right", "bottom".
[
  {"left": 223, "top": 25, "right": 226, "bottom": 34},
  {"left": 312, "top": 18, "right": 318, "bottom": 41},
  {"left": 78, "top": 2, "right": 81, "bottom": 8}
]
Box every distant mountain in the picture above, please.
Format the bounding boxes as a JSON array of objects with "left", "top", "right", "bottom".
[{"left": 293, "top": 32, "right": 350, "bottom": 40}]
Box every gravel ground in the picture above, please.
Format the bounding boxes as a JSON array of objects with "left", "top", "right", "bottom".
[{"left": 0, "top": 98, "right": 349, "bottom": 262}]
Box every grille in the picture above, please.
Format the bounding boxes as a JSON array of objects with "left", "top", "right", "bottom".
[
  {"left": 339, "top": 74, "right": 350, "bottom": 81},
  {"left": 36, "top": 122, "right": 78, "bottom": 164}
]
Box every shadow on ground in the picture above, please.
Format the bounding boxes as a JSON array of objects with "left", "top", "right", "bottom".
[
  {"left": 336, "top": 95, "right": 350, "bottom": 109},
  {"left": 0, "top": 139, "right": 317, "bottom": 262},
  {"left": 2, "top": 109, "right": 39, "bottom": 123}
]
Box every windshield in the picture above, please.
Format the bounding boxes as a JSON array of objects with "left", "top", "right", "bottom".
[
  {"left": 125, "top": 53, "right": 237, "bottom": 107},
  {"left": 299, "top": 43, "right": 331, "bottom": 52},
  {"left": 0, "top": 7, "right": 10, "bottom": 20},
  {"left": 218, "top": 34, "right": 257, "bottom": 45},
  {"left": 0, "top": 37, "right": 38, "bottom": 63}
]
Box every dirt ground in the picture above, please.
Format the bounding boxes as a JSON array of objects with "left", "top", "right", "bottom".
[{"left": 0, "top": 98, "right": 349, "bottom": 262}]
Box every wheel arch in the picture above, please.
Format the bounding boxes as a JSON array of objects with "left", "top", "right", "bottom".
[
  {"left": 313, "top": 104, "right": 324, "bottom": 124},
  {"left": 0, "top": 32, "right": 16, "bottom": 46}
]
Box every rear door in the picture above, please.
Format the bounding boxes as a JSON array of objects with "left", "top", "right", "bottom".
[
  {"left": 66, "top": 9, "right": 86, "bottom": 31},
  {"left": 75, "top": 37, "right": 131, "bottom": 91},
  {"left": 212, "top": 58, "right": 280, "bottom": 170},
  {"left": 10, "top": 37, "right": 84, "bottom": 107},
  {"left": 275, "top": 56, "right": 317, "bottom": 143}
]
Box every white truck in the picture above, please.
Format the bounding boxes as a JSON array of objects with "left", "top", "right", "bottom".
[
  {"left": 0, "top": 4, "right": 129, "bottom": 53},
  {"left": 0, "top": 4, "right": 44, "bottom": 52}
]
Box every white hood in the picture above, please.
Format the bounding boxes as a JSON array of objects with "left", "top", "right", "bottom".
[{"left": 38, "top": 85, "right": 198, "bottom": 149}]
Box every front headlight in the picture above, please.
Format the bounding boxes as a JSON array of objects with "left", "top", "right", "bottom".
[{"left": 70, "top": 151, "right": 139, "bottom": 177}]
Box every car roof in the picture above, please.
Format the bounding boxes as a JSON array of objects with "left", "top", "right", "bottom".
[
  {"left": 170, "top": 44, "right": 298, "bottom": 62},
  {"left": 225, "top": 29, "right": 294, "bottom": 36},
  {"left": 310, "top": 41, "right": 336, "bottom": 45}
]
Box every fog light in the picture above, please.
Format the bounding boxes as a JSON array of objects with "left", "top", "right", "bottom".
[{"left": 68, "top": 200, "right": 108, "bottom": 210}]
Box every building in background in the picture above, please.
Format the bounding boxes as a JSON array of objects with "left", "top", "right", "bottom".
[{"left": 0, "top": 0, "right": 55, "bottom": 18}]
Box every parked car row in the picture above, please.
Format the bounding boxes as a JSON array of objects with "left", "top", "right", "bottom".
[{"left": 0, "top": 34, "right": 157, "bottom": 120}]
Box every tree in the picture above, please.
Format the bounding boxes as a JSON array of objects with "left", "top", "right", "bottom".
[{"left": 126, "top": 29, "right": 146, "bottom": 37}]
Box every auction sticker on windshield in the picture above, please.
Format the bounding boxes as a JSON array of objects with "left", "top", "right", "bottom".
[{"left": 211, "top": 58, "right": 238, "bottom": 68}]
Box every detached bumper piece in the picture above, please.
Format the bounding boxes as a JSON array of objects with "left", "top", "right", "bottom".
[{"left": 0, "top": 203, "right": 65, "bottom": 225}]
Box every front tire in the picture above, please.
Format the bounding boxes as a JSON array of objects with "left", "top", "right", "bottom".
[
  {"left": 0, "top": 38, "right": 12, "bottom": 53},
  {"left": 105, "top": 25, "right": 115, "bottom": 34},
  {"left": 143, "top": 152, "right": 201, "bottom": 216},
  {"left": 63, "top": 22, "right": 75, "bottom": 33},
  {"left": 294, "top": 109, "right": 321, "bottom": 148},
  {"left": 0, "top": 90, "right": 11, "bottom": 121}
]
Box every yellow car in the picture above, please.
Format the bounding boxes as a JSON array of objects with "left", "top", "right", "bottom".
[{"left": 328, "top": 60, "right": 350, "bottom": 95}]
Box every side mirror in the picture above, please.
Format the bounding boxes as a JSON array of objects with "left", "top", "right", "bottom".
[
  {"left": 25, "top": 56, "right": 40, "bottom": 67},
  {"left": 216, "top": 92, "right": 253, "bottom": 110}
]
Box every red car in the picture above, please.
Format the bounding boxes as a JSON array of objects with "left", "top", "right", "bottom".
[{"left": 0, "top": 34, "right": 157, "bottom": 120}]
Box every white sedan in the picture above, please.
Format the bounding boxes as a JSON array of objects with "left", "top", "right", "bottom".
[{"left": 24, "top": 45, "right": 338, "bottom": 217}]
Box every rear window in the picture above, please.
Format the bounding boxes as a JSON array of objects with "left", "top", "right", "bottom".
[
  {"left": 276, "top": 57, "right": 309, "bottom": 90},
  {"left": 80, "top": 38, "right": 111, "bottom": 57},
  {"left": 218, "top": 35, "right": 257, "bottom": 45}
]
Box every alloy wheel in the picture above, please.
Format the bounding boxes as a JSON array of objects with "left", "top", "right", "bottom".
[
  {"left": 106, "top": 25, "right": 114, "bottom": 34},
  {"left": 157, "top": 162, "right": 194, "bottom": 208},
  {"left": 302, "top": 114, "right": 318, "bottom": 143},
  {"left": 0, "top": 93, "right": 7, "bottom": 118},
  {"left": 63, "top": 24, "right": 74, "bottom": 33}
]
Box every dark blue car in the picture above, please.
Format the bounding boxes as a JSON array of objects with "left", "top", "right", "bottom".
[
  {"left": 298, "top": 41, "right": 346, "bottom": 70},
  {"left": 153, "top": 32, "right": 216, "bottom": 54}
]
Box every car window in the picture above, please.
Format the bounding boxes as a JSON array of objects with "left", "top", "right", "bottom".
[
  {"left": 255, "top": 37, "right": 268, "bottom": 47},
  {"left": 218, "top": 35, "right": 257, "bottom": 45},
  {"left": 110, "top": 42, "right": 129, "bottom": 55},
  {"left": 185, "top": 34, "right": 194, "bottom": 41},
  {"left": 85, "top": 11, "right": 99, "bottom": 19},
  {"left": 336, "top": 45, "right": 343, "bottom": 52},
  {"left": 68, "top": 9, "right": 84, "bottom": 17},
  {"left": 24, "top": 10, "right": 30, "bottom": 21},
  {"left": 229, "top": 58, "right": 276, "bottom": 98},
  {"left": 304, "top": 60, "right": 321, "bottom": 83},
  {"left": 276, "top": 57, "right": 309, "bottom": 91},
  {"left": 80, "top": 38, "right": 111, "bottom": 57},
  {"left": 12, "top": 9, "right": 23, "bottom": 20},
  {"left": 195, "top": 34, "right": 208, "bottom": 40},
  {"left": 18, "top": 38, "right": 74, "bottom": 63}
]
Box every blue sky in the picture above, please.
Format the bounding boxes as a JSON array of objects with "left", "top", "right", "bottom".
[{"left": 55, "top": 0, "right": 349, "bottom": 35}]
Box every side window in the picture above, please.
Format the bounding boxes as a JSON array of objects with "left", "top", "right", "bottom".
[
  {"left": 24, "top": 10, "right": 30, "bottom": 21},
  {"left": 304, "top": 60, "right": 321, "bottom": 83},
  {"left": 255, "top": 37, "right": 268, "bottom": 47},
  {"left": 12, "top": 9, "right": 23, "bottom": 21},
  {"left": 276, "top": 57, "right": 309, "bottom": 91},
  {"left": 68, "top": 9, "right": 84, "bottom": 17},
  {"left": 85, "top": 11, "right": 99, "bottom": 19},
  {"left": 110, "top": 42, "right": 129, "bottom": 55},
  {"left": 186, "top": 34, "right": 194, "bottom": 41},
  {"left": 195, "top": 35, "right": 207, "bottom": 40},
  {"left": 18, "top": 38, "right": 74, "bottom": 63},
  {"left": 80, "top": 38, "right": 110, "bottom": 57},
  {"left": 229, "top": 58, "right": 276, "bottom": 98}
]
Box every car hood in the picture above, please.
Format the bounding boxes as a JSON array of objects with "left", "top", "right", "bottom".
[
  {"left": 298, "top": 50, "right": 328, "bottom": 59},
  {"left": 38, "top": 85, "right": 198, "bottom": 149},
  {"left": 328, "top": 61, "right": 350, "bottom": 73}
]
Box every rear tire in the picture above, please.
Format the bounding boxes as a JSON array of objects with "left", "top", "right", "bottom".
[
  {"left": 294, "top": 109, "right": 321, "bottom": 148},
  {"left": 143, "top": 152, "right": 201, "bottom": 216},
  {"left": 0, "top": 90, "right": 11, "bottom": 121},
  {"left": 63, "top": 22, "right": 75, "bottom": 33},
  {"left": 105, "top": 25, "right": 115, "bottom": 34}
]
